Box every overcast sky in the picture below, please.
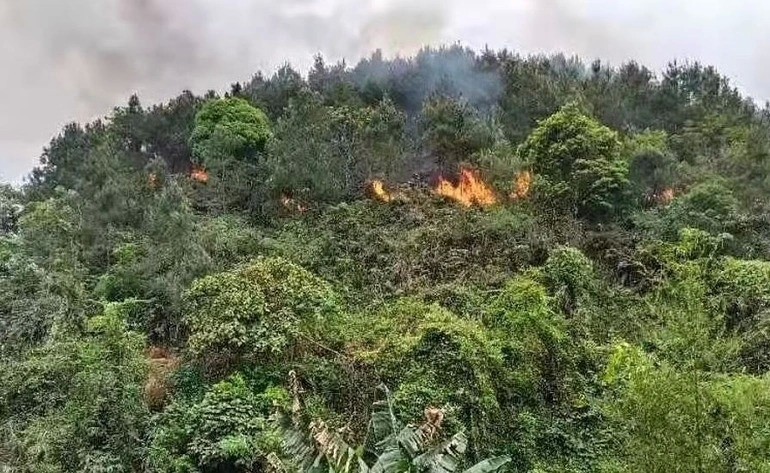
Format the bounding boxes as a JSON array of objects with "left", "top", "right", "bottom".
[{"left": 2, "top": 0, "right": 769, "bottom": 183}]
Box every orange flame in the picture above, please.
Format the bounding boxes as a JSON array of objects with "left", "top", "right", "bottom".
[
  {"left": 435, "top": 168, "right": 497, "bottom": 208},
  {"left": 190, "top": 167, "right": 209, "bottom": 184},
  {"left": 510, "top": 170, "right": 532, "bottom": 201},
  {"left": 369, "top": 180, "right": 394, "bottom": 203}
]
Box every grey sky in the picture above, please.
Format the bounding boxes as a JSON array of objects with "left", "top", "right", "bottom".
[{"left": 1, "top": 0, "right": 768, "bottom": 183}]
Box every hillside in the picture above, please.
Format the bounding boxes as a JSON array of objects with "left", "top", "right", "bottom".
[{"left": 2, "top": 46, "right": 770, "bottom": 472}]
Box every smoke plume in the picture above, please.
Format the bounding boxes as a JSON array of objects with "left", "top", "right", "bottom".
[
  {"left": 0, "top": 0, "right": 451, "bottom": 182},
  {"left": 1, "top": 0, "right": 769, "bottom": 182}
]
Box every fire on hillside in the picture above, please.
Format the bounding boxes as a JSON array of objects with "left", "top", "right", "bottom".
[{"left": 435, "top": 168, "right": 497, "bottom": 208}]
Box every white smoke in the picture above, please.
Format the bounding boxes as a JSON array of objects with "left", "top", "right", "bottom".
[{"left": 1, "top": 0, "right": 769, "bottom": 183}]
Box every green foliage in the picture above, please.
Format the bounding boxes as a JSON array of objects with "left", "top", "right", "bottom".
[
  {"left": 268, "top": 91, "right": 408, "bottom": 203},
  {"left": 519, "top": 103, "right": 630, "bottom": 220},
  {"left": 486, "top": 276, "right": 573, "bottom": 407},
  {"left": 269, "top": 200, "right": 538, "bottom": 301},
  {"left": 185, "top": 376, "right": 266, "bottom": 467},
  {"left": 0, "top": 305, "right": 148, "bottom": 472},
  {"left": 673, "top": 181, "right": 738, "bottom": 230},
  {"left": 713, "top": 258, "right": 770, "bottom": 326},
  {"left": 346, "top": 299, "right": 507, "bottom": 453},
  {"left": 626, "top": 130, "right": 679, "bottom": 202},
  {"left": 149, "top": 374, "right": 285, "bottom": 472},
  {"left": 472, "top": 144, "right": 525, "bottom": 190},
  {"left": 275, "top": 384, "right": 510, "bottom": 473},
  {"left": 604, "top": 345, "right": 770, "bottom": 472},
  {"left": 18, "top": 190, "right": 84, "bottom": 270},
  {"left": 7, "top": 46, "right": 770, "bottom": 473},
  {"left": 712, "top": 258, "right": 770, "bottom": 372},
  {"left": 421, "top": 97, "right": 499, "bottom": 169},
  {"left": 0, "top": 250, "right": 83, "bottom": 353},
  {"left": 674, "top": 227, "right": 727, "bottom": 261},
  {"left": 0, "top": 184, "right": 22, "bottom": 235},
  {"left": 190, "top": 97, "right": 271, "bottom": 164},
  {"left": 94, "top": 180, "right": 212, "bottom": 340},
  {"left": 184, "top": 257, "right": 338, "bottom": 359},
  {"left": 28, "top": 121, "right": 108, "bottom": 196},
  {"left": 198, "top": 215, "right": 262, "bottom": 266},
  {"left": 95, "top": 242, "right": 148, "bottom": 302},
  {"left": 541, "top": 246, "right": 597, "bottom": 315},
  {"left": 636, "top": 181, "right": 740, "bottom": 240},
  {"left": 652, "top": 277, "right": 740, "bottom": 373},
  {"left": 188, "top": 98, "right": 272, "bottom": 213},
  {"left": 364, "top": 387, "right": 510, "bottom": 473},
  {"left": 1, "top": 192, "right": 95, "bottom": 351}
]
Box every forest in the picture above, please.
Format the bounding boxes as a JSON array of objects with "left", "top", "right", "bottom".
[{"left": 2, "top": 45, "right": 770, "bottom": 472}]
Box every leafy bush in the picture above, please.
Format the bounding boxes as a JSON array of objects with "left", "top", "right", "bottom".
[
  {"left": 541, "top": 246, "right": 597, "bottom": 316},
  {"left": 712, "top": 257, "right": 770, "bottom": 329},
  {"left": 603, "top": 344, "right": 770, "bottom": 472},
  {"left": 519, "top": 103, "right": 630, "bottom": 220},
  {"left": 636, "top": 181, "right": 740, "bottom": 240},
  {"left": 275, "top": 384, "right": 511, "bottom": 473},
  {"left": 198, "top": 215, "right": 263, "bottom": 267},
  {"left": 0, "top": 184, "right": 22, "bottom": 236},
  {"left": 184, "top": 257, "right": 338, "bottom": 359},
  {"left": 421, "top": 96, "right": 500, "bottom": 169},
  {"left": 350, "top": 301, "right": 500, "bottom": 419},
  {"left": 626, "top": 130, "right": 679, "bottom": 204},
  {"left": 711, "top": 258, "right": 770, "bottom": 372},
  {"left": 149, "top": 373, "right": 286, "bottom": 472},
  {"left": 0, "top": 304, "right": 149, "bottom": 472},
  {"left": 267, "top": 91, "right": 408, "bottom": 203},
  {"left": 191, "top": 97, "right": 271, "bottom": 163},
  {"left": 0, "top": 251, "right": 82, "bottom": 353}
]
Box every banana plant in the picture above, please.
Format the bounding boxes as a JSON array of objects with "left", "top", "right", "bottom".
[{"left": 273, "top": 384, "right": 510, "bottom": 473}]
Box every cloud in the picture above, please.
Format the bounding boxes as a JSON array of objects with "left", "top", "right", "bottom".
[
  {"left": 0, "top": 0, "right": 451, "bottom": 183},
  {"left": 1, "top": 0, "right": 769, "bottom": 183}
]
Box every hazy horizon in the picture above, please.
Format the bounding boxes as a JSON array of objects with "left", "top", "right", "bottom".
[{"left": 2, "top": 0, "right": 769, "bottom": 183}]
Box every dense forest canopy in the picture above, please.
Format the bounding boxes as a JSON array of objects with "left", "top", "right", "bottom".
[{"left": 2, "top": 45, "right": 770, "bottom": 472}]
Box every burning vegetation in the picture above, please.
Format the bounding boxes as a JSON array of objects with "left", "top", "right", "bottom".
[
  {"left": 435, "top": 168, "right": 497, "bottom": 208},
  {"left": 510, "top": 170, "right": 533, "bottom": 201},
  {"left": 368, "top": 180, "right": 398, "bottom": 203},
  {"left": 190, "top": 166, "right": 209, "bottom": 184}
]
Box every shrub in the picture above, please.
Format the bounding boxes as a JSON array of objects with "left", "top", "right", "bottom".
[
  {"left": 191, "top": 97, "right": 271, "bottom": 163},
  {"left": 184, "top": 257, "right": 338, "bottom": 359},
  {"left": 542, "top": 246, "right": 597, "bottom": 316},
  {"left": 519, "top": 103, "right": 629, "bottom": 220},
  {"left": 0, "top": 305, "right": 149, "bottom": 472},
  {"left": 149, "top": 374, "right": 285, "bottom": 472}
]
